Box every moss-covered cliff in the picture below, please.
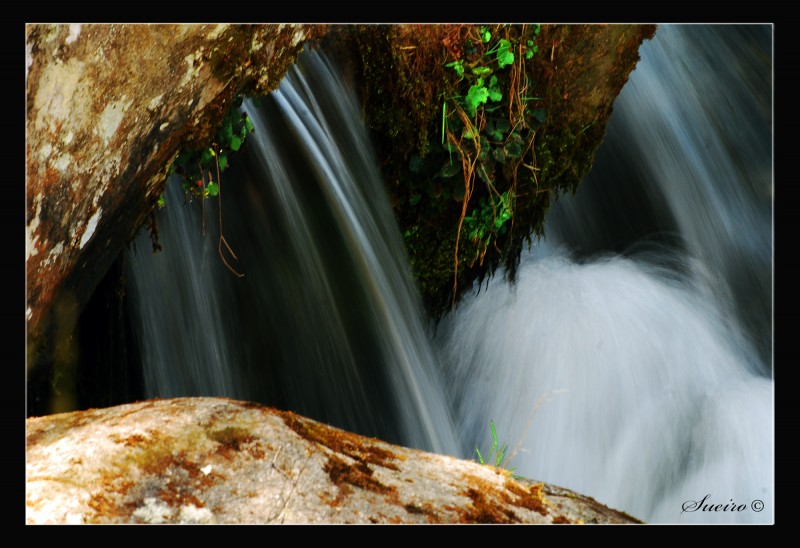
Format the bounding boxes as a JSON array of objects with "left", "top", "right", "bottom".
[{"left": 327, "top": 24, "right": 656, "bottom": 315}]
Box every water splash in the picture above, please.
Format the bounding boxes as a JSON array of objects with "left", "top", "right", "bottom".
[{"left": 436, "top": 25, "right": 773, "bottom": 523}]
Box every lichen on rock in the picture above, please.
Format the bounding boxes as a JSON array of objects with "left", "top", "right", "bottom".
[{"left": 26, "top": 397, "right": 642, "bottom": 524}]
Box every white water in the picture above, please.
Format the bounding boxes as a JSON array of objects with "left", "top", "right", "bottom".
[
  {"left": 437, "top": 250, "right": 773, "bottom": 523},
  {"left": 436, "top": 25, "right": 773, "bottom": 524}
]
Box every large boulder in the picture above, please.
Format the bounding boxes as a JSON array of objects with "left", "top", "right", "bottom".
[{"left": 26, "top": 397, "right": 641, "bottom": 524}]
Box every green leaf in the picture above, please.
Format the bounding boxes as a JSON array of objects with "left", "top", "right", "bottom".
[
  {"left": 496, "top": 39, "right": 514, "bottom": 68},
  {"left": 205, "top": 182, "right": 219, "bottom": 197},
  {"left": 221, "top": 120, "right": 234, "bottom": 143},
  {"left": 492, "top": 147, "right": 506, "bottom": 163},
  {"left": 445, "top": 60, "right": 464, "bottom": 78},
  {"left": 439, "top": 161, "right": 462, "bottom": 178},
  {"left": 245, "top": 115, "right": 255, "bottom": 133},
  {"left": 157, "top": 194, "right": 166, "bottom": 208},
  {"left": 526, "top": 50, "right": 533, "bottom": 60},
  {"left": 488, "top": 86, "right": 502, "bottom": 102},
  {"left": 218, "top": 155, "right": 228, "bottom": 171},
  {"left": 200, "top": 148, "right": 214, "bottom": 167},
  {"left": 504, "top": 141, "right": 523, "bottom": 158},
  {"left": 480, "top": 26, "right": 491, "bottom": 43},
  {"left": 230, "top": 135, "right": 242, "bottom": 152},
  {"left": 477, "top": 164, "right": 493, "bottom": 185},
  {"left": 486, "top": 75, "right": 502, "bottom": 103},
  {"left": 471, "top": 66, "right": 492, "bottom": 76},
  {"left": 465, "top": 84, "right": 490, "bottom": 116},
  {"left": 496, "top": 119, "right": 511, "bottom": 133},
  {"left": 441, "top": 101, "right": 448, "bottom": 145},
  {"left": 497, "top": 49, "right": 514, "bottom": 68},
  {"left": 409, "top": 193, "right": 422, "bottom": 206},
  {"left": 532, "top": 108, "right": 547, "bottom": 123},
  {"left": 485, "top": 120, "right": 502, "bottom": 141}
]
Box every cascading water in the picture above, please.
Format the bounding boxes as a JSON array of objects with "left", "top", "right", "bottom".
[
  {"left": 125, "top": 25, "right": 773, "bottom": 524},
  {"left": 436, "top": 25, "right": 773, "bottom": 524},
  {"left": 126, "top": 51, "right": 458, "bottom": 455}
]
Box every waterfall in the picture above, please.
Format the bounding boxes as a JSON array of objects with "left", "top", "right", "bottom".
[
  {"left": 126, "top": 51, "right": 458, "bottom": 455},
  {"left": 436, "top": 24, "right": 773, "bottom": 524},
  {"left": 126, "top": 25, "right": 773, "bottom": 524}
]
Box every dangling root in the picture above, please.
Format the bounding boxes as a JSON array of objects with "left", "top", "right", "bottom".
[{"left": 215, "top": 153, "right": 244, "bottom": 278}]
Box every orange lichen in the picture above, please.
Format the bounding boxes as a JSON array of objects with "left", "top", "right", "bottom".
[
  {"left": 207, "top": 426, "right": 265, "bottom": 460},
  {"left": 121, "top": 434, "right": 147, "bottom": 446},
  {"left": 504, "top": 478, "right": 549, "bottom": 516},
  {"left": 552, "top": 514, "right": 572, "bottom": 524},
  {"left": 323, "top": 453, "right": 396, "bottom": 498},
  {"left": 404, "top": 502, "right": 443, "bottom": 524},
  {"left": 280, "top": 411, "right": 403, "bottom": 471}
]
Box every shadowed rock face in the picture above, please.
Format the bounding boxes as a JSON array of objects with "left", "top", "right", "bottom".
[
  {"left": 25, "top": 23, "right": 324, "bottom": 375},
  {"left": 26, "top": 397, "right": 641, "bottom": 524}
]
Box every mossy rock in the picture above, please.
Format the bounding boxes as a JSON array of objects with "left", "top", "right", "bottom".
[{"left": 328, "top": 24, "right": 656, "bottom": 317}]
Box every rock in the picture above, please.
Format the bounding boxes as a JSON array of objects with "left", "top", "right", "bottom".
[
  {"left": 25, "top": 23, "right": 325, "bottom": 375},
  {"left": 26, "top": 397, "right": 641, "bottom": 524},
  {"left": 326, "top": 24, "right": 658, "bottom": 315}
]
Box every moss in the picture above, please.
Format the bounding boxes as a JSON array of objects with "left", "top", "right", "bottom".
[{"left": 327, "top": 24, "right": 655, "bottom": 317}]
